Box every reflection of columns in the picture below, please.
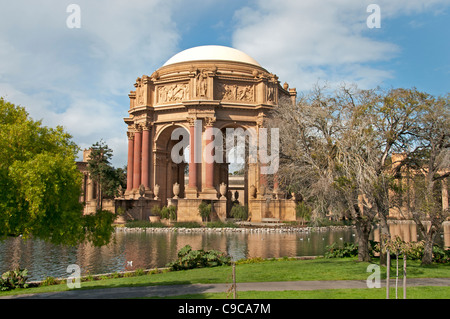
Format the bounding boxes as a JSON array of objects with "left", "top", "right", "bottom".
[
  {"left": 133, "top": 126, "right": 142, "bottom": 189},
  {"left": 204, "top": 118, "right": 215, "bottom": 189},
  {"left": 141, "top": 124, "right": 151, "bottom": 189},
  {"left": 126, "top": 131, "right": 134, "bottom": 192},
  {"left": 188, "top": 120, "right": 197, "bottom": 189}
]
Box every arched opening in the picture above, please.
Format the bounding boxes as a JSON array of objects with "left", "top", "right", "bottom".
[
  {"left": 154, "top": 124, "right": 189, "bottom": 207},
  {"left": 219, "top": 124, "right": 258, "bottom": 217}
]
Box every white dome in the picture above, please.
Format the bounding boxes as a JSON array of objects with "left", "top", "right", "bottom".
[{"left": 162, "top": 45, "right": 261, "bottom": 67}]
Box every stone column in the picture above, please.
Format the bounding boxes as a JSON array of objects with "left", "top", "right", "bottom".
[
  {"left": 204, "top": 117, "right": 215, "bottom": 189},
  {"left": 141, "top": 123, "right": 151, "bottom": 190},
  {"left": 442, "top": 178, "right": 449, "bottom": 211},
  {"left": 188, "top": 119, "right": 198, "bottom": 189},
  {"left": 133, "top": 125, "right": 142, "bottom": 189},
  {"left": 126, "top": 131, "right": 134, "bottom": 192}
]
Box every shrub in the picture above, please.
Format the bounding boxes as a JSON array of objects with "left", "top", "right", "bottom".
[
  {"left": 295, "top": 202, "right": 311, "bottom": 225},
  {"left": 161, "top": 205, "right": 177, "bottom": 220},
  {"left": 167, "top": 245, "right": 231, "bottom": 271},
  {"left": 40, "top": 276, "right": 59, "bottom": 286},
  {"left": 229, "top": 203, "right": 248, "bottom": 220},
  {"left": 151, "top": 205, "right": 161, "bottom": 216},
  {"left": 0, "top": 268, "right": 29, "bottom": 291},
  {"left": 324, "top": 242, "right": 359, "bottom": 258},
  {"left": 198, "top": 202, "right": 212, "bottom": 222},
  {"left": 172, "top": 221, "right": 202, "bottom": 228},
  {"left": 432, "top": 246, "right": 450, "bottom": 264}
]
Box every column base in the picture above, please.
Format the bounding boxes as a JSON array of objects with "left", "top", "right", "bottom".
[
  {"left": 200, "top": 187, "right": 218, "bottom": 200},
  {"left": 185, "top": 187, "right": 198, "bottom": 199}
]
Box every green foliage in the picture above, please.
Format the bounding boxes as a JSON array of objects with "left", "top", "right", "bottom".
[
  {"left": 198, "top": 202, "right": 212, "bottom": 222},
  {"left": 167, "top": 245, "right": 231, "bottom": 271},
  {"left": 325, "top": 242, "right": 359, "bottom": 258},
  {"left": 87, "top": 140, "right": 125, "bottom": 202},
  {"left": 432, "top": 246, "right": 450, "bottom": 264},
  {"left": 205, "top": 221, "right": 238, "bottom": 228},
  {"left": 295, "top": 202, "right": 312, "bottom": 224},
  {"left": 0, "top": 268, "right": 29, "bottom": 291},
  {"left": 40, "top": 276, "right": 60, "bottom": 286},
  {"left": 160, "top": 205, "right": 177, "bottom": 220},
  {"left": 172, "top": 221, "right": 202, "bottom": 228},
  {"left": 0, "top": 98, "right": 113, "bottom": 247},
  {"left": 151, "top": 205, "right": 161, "bottom": 216},
  {"left": 83, "top": 209, "right": 116, "bottom": 247},
  {"left": 235, "top": 257, "right": 265, "bottom": 265},
  {"left": 229, "top": 203, "right": 248, "bottom": 220},
  {"left": 125, "top": 220, "right": 167, "bottom": 228}
]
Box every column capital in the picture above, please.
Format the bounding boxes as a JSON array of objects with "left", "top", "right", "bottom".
[
  {"left": 127, "top": 131, "right": 135, "bottom": 140},
  {"left": 141, "top": 122, "right": 153, "bottom": 131},
  {"left": 204, "top": 116, "right": 216, "bottom": 127},
  {"left": 134, "top": 123, "right": 143, "bottom": 132},
  {"left": 187, "top": 117, "right": 197, "bottom": 127}
]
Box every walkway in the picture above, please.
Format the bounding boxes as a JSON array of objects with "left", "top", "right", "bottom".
[{"left": 2, "top": 278, "right": 449, "bottom": 299}]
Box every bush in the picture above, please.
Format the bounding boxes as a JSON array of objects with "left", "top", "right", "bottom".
[
  {"left": 198, "top": 202, "right": 212, "bottom": 222},
  {"left": 432, "top": 246, "right": 450, "bottom": 264},
  {"left": 161, "top": 206, "right": 177, "bottom": 220},
  {"left": 229, "top": 203, "right": 248, "bottom": 220},
  {"left": 295, "top": 202, "right": 311, "bottom": 225},
  {"left": 167, "top": 245, "right": 231, "bottom": 271},
  {"left": 0, "top": 268, "right": 29, "bottom": 291},
  {"left": 172, "top": 221, "right": 202, "bottom": 228},
  {"left": 324, "top": 242, "right": 359, "bottom": 258}
]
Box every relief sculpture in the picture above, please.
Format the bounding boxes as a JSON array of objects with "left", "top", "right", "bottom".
[
  {"left": 216, "top": 82, "right": 254, "bottom": 102},
  {"left": 158, "top": 83, "right": 189, "bottom": 103}
]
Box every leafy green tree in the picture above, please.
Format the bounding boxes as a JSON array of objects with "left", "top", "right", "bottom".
[
  {"left": 87, "top": 140, "right": 125, "bottom": 211},
  {"left": 0, "top": 98, "right": 114, "bottom": 246}
]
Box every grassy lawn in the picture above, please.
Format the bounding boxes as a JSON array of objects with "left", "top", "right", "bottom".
[
  {"left": 1, "top": 257, "right": 448, "bottom": 297},
  {"left": 147, "top": 286, "right": 450, "bottom": 299}
]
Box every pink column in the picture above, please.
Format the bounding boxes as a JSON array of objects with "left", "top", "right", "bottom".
[
  {"left": 133, "top": 127, "right": 142, "bottom": 189},
  {"left": 273, "top": 173, "right": 279, "bottom": 190},
  {"left": 141, "top": 126, "right": 150, "bottom": 189},
  {"left": 204, "top": 125, "right": 214, "bottom": 189},
  {"left": 188, "top": 124, "right": 197, "bottom": 189},
  {"left": 126, "top": 132, "right": 134, "bottom": 192}
]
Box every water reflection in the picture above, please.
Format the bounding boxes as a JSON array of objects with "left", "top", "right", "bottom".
[
  {"left": 372, "top": 221, "right": 449, "bottom": 248},
  {"left": 0, "top": 222, "right": 448, "bottom": 281},
  {"left": 0, "top": 229, "right": 353, "bottom": 281}
]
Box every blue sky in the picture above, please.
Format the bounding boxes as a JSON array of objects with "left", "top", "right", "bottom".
[{"left": 0, "top": 0, "right": 449, "bottom": 168}]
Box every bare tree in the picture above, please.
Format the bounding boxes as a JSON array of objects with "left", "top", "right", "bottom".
[
  {"left": 269, "top": 84, "right": 439, "bottom": 262},
  {"left": 398, "top": 94, "right": 450, "bottom": 264}
]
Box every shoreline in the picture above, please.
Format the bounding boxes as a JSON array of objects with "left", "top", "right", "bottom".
[
  {"left": 115, "top": 224, "right": 356, "bottom": 234},
  {"left": 115, "top": 219, "right": 450, "bottom": 234}
]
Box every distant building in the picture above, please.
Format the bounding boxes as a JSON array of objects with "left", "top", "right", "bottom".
[{"left": 76, "top": 149, "right": 115, "bottom": 215}]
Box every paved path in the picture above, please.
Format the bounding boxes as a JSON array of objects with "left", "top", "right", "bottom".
[{"left": 2, "top": 278, "right": 449, "bottom": 299}]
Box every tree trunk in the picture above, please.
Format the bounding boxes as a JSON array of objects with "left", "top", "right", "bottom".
[
  {"left": 355, "top": 218, "right": 371, "bottom": 262},
  {"left": 422, "top": 237, "right": 434, "bottom": 265}
]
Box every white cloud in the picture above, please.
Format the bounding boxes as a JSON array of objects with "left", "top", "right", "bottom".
[
  {"left": 0, "top": 0, "right": 182, "bottom": 167},
  {"left": 231, "top": 0, "right": 449, "bottom": 91}
]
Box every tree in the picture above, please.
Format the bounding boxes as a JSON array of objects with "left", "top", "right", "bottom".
[
  {"left": 0, "top": 98, "right": 114, "bottom": 246},
  {"left": 87, "top": 140, "right": 125, "bottom": 211},
  {"left": 268, "top": 84, "right": 435, "bottom": 262},
  {"left": 397, "top": 94, "right": 450, "bottom": 264}
]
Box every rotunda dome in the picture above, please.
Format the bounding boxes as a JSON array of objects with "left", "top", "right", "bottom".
[{"left": 162, "top": 45, "right": 261, "bottom": 67}]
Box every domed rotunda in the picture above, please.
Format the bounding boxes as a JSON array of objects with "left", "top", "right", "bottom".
[{"left": 119, "top": 45, "right": 298, "bottom": 223}]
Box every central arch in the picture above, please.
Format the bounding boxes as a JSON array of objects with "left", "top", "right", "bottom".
[{"left": 153, "top": 124, "right": 189, "bottom": 207}]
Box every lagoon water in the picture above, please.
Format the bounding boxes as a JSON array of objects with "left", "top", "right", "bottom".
[
  {"left": 0, "top": 221, "right": 448, "bottom": 281},
  {"left": 0, "top": 227, "right": 354, "bottom": 281}
]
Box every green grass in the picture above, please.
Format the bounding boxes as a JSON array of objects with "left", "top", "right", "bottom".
[
  {"left": 1, "top": 257, "right": 448, "bottom": 297},
  {"left": 147, "top": 286, "right": 450, "bottom": 299}
]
